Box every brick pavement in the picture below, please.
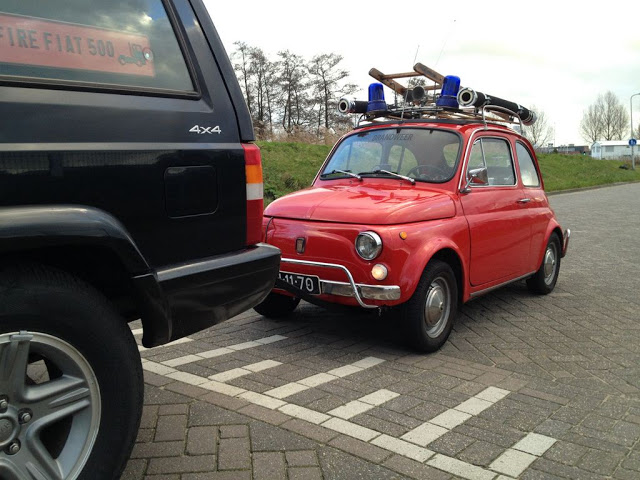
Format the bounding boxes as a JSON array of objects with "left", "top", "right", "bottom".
[{"left": 123, "top": 183, "right": 640, "bottom": 479}]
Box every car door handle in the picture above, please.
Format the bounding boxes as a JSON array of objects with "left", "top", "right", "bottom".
[{"left": 517, "top": 198, "right": 531, "bottom": 204}]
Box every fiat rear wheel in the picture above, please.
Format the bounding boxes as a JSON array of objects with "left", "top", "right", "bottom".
[
  {"left": 402, "top": 260, "right": 457, "bottom": 352},
  {"left": 527, "top": 233, "right": 561, "bottom": 295},
  {"left": 254, "top": 293, "right": 300, "bottom": 318}
]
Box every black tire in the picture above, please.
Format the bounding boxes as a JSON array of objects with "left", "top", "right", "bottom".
[
  {"left": 401, "top": 260, "right": 458, "bottom": 353},
  {"left": 526, "top": 233, "right": 561, "bottom": 295},
  {"left": 254, "top": 292, "right": 300, "bottom": 318},
  {"left": 0, "top": 265, "right": 143, "bottom": 480}
]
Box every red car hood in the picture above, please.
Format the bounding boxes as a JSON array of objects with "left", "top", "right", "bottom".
[{"left": 264, "top": 183, "right": 456, "bottom": 225}]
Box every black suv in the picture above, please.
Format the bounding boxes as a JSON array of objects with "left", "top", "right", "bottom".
[{"left": 0, "top": 1, "right": 280, "bottom": 478}]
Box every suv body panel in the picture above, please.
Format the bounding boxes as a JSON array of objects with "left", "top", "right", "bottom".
[{"left": 0, "top": 0, "right": 280, "bottom": 346}]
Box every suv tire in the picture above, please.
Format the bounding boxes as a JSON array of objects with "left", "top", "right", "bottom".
[{"left": 0, "top": 265, "right": 143, "bottom": 480}]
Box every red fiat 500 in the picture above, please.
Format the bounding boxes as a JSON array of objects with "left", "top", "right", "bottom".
[{"left": 256, "top": 77, "right": 569, "bottom": 352}]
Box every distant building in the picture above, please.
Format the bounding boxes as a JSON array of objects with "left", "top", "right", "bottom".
[
  {"left": 537, "top": 144, "right": 589, "bottom": 155},
  {"left": 591, "top": 141, "right": 633, "bottom": 160}
]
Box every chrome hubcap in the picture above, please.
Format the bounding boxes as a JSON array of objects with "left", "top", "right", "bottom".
[
  {"left": 0, "top": 331, "right": 101, "bottom": 480},
  {"left": 543, "top": 244, "right": 557, "bottom": 285},
  {"left": 424, "top": 277, "right": 451, "bottom": 338}
]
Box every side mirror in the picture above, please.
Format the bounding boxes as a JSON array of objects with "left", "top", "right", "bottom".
[{"left": 461, "top": 167, "right": 488, "bottom": 193}]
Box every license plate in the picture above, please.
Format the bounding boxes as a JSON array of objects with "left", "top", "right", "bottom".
[{"left": 278, "top": 271, "right": 321, "bottom": 295}]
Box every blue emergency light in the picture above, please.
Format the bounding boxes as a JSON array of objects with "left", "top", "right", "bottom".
[
  {"left": 367, "top": 83, "right": 386, "bottom": 112},
  {"left": 436, "top": 75, "right": 461, "bottom": 109}
]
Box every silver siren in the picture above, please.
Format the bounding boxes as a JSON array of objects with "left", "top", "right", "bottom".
[
  {"left": 337, "top": 98, "right": 368, "bottom": 114},
  {"left": 457, "top": 87, "right": 537, "bottom": 126}
]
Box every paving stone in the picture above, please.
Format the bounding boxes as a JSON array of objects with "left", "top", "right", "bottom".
[
  {"left": 250, "top": 421, "right": 318, "bottom": 451},
  {"left": 252, "top": 451, "right": 286, "bottom": 480},
  {"left": 187, "top": 426, "right": 218, "bottom": 455},
  {"left": 382, "top": 454, "right": 452, "bottom": 480},
  {"left": 328, "top": 435, "right": 392, "bottom": 463},
  {"left": 281, "top": 419, "right": 338, "bottom": 444},
  {"left": 154, "top": 414, "right": 187, "bottom": 442},
  {"left": 121, "top": 458, "right": 146, "bottom": 480},
  {"left": 285, "top": 450, "right": 319, "bottom": 467},
  {"left": 543, "top": 441, "right": 588, "bottom": 466},
  {"left": 146, "top": 455, "right": 216, "bottom": 475},
  {"left": 428, "top": 453, "right": 496, "bottom": 480},
  {"left": 458, "top": 440, "right": 505, "bottom": 466},
  {"left": 236, "top": 403, "right": 290, "bottom": 426},
  {"left": 287, "top": 466, "right": 324, "bottom": 480},
  {"left": 218, "top": 437, "right": 251, "bottom": 470},
  {"left": 131, "top": 441, "right": 184, "bottom": 459},
  {"left": 577, "top": 449, "right": 624, "bottom": 476},
  {"left": 182, "top": 472, "right": 251, "bottom": 480},
  {"left": 219, "top": 424, "right": 248, "bottom": 438}
]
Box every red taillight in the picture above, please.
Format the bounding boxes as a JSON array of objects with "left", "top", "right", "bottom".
[{"left": 243, "top": 143, "right": 264, "bottom": 245}]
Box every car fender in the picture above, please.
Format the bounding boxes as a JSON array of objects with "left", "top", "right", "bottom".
[
  {"left": 534, "top": 219, "right": 564, "bottom": 267},
  {"left": 0, "top": 205, "right": 150, "bottom": 272},
  {"left": 0, "top": 205, "right": 172, "bottom": 346},
  {"left": 394, "top": 217, "right": 470, "bottom": 302}
]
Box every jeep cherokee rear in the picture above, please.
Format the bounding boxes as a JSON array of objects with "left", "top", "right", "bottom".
[{"left": 0, "top": 1, "right": 279, "bottom": 478}]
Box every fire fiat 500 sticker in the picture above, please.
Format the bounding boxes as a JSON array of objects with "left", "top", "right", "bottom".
[{"left": 0, "top": 13, "right": 154, "bottom": 76}]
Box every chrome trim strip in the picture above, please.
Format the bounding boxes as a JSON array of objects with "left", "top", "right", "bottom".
[
  {"left": 280, "top": 257, "right": 391, "bottom": 308},
  {"left": 562, "top": 228, "right": 571, "bottom": 257},
  {"left": 321, "top": 280, "right": 401, "bottom": 301},
  {"left": 469, "top": 271, "right": 536, "bottom": 299},
  {"left": 0, "top": 142, "right": 241, "bottom": 152}
]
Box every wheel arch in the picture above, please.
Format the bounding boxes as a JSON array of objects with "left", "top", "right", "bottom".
[{"left": 0, "top": 205, "right": 171, "bottom": 346}]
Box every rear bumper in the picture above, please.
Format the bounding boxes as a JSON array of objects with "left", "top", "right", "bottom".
[
  {"left": 155, "top": 243, "right": 280, "bottom": 342},
  {"left": 562, "top": 228, "right": 570, "bottom": 257}
]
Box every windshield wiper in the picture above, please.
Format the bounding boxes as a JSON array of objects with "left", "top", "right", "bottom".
[
  {"left": 320, "top": 169, "right": 362, "bottom": 180},
  {"left": 358, "top": 169, "right": 415, "bottom": 185}
]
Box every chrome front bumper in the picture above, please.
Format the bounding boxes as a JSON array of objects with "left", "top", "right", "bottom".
[{"left": 280, "top": 257, "right": 401, "bottom": 309}]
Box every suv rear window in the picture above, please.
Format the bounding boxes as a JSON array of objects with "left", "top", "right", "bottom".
[{"left": 0, "top": 0, "right": 194, "bottom": 93}]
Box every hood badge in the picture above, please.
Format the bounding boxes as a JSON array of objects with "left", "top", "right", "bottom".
[{"left": 296, "top": 237, "right": 306, "bottom": 254}]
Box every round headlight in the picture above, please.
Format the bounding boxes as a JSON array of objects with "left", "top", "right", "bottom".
[{"left": 355, "top": 231, "right": 382, "bottom": 260}]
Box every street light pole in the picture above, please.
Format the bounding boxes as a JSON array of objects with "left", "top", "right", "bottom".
[{"left": 631, "top": 93, "right": 640, "bottom": 170}]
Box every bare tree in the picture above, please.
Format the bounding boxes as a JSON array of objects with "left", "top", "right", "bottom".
[
  {"left": 601, "top": 91, "right": 628, "bottom": 140},
  {"left": 231, "top": 42, "right": 254, "bottom": 116},
  {"left": 521, "top": 106, "right": 553, "bottom": 148},
  {"left": 580, "top": 101, "right": 603, "bottom": 144},
  {"left": 277, "top": 50, "right": 308, "bottom": 134},
  {"left": 581, "top": 92, "right": 629, "bottom": 143},
  {"left": 248, "top": 47, "right": 277, "bottom": 138},
  {"left": 308, "top": 53, "right": 357, "bottom": 135}
]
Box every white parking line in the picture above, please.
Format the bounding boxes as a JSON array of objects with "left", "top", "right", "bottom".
[
  {"left": 489, "top": 432, "right": 556, "bottom": 477},
  {"left": 401, "top": 386, "right": 509, "bottom": 447},
  {"left": 328, "top": 389, "right": 400, "bottom": 419},
  {"left": 155, "top": 335, "right": 287, "bottom": 366},
  {"left": 142, "top": 354, "right": 555, "bottom": 479},
  {"left": 208, "top": 360, "right": 282, "bottom": 382},
  {"left": 264, "top": 357, "right": 384, "bottom": 399}
]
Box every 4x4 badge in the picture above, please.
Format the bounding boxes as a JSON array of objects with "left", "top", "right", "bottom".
[{"left": 189, "top": 125, "right": 222, "bottom": 135}]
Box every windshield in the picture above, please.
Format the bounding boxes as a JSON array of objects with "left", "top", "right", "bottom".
[{"left": 321, "top": 128, "right": 461, "bottom": 183}]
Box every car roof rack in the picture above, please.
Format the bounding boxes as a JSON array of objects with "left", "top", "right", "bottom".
[{"left": 338, "top": 63, "right": 536, "bottom": 131}]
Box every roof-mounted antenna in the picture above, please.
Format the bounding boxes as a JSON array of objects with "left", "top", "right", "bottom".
[{"left": 400, "top": 45, "right": 421, "bottom": 122}]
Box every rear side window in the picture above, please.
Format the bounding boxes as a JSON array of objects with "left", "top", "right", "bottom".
[
  {"left": 516, "top": 142, "right": 541, "bottom": 187},
  {"left": 0, "top": 0, "right": 194, "bottom": 93}
]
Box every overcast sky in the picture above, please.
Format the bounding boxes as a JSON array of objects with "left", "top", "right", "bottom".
[{"left": 205, "top": 0, "right": 640, "bottom": 146}]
